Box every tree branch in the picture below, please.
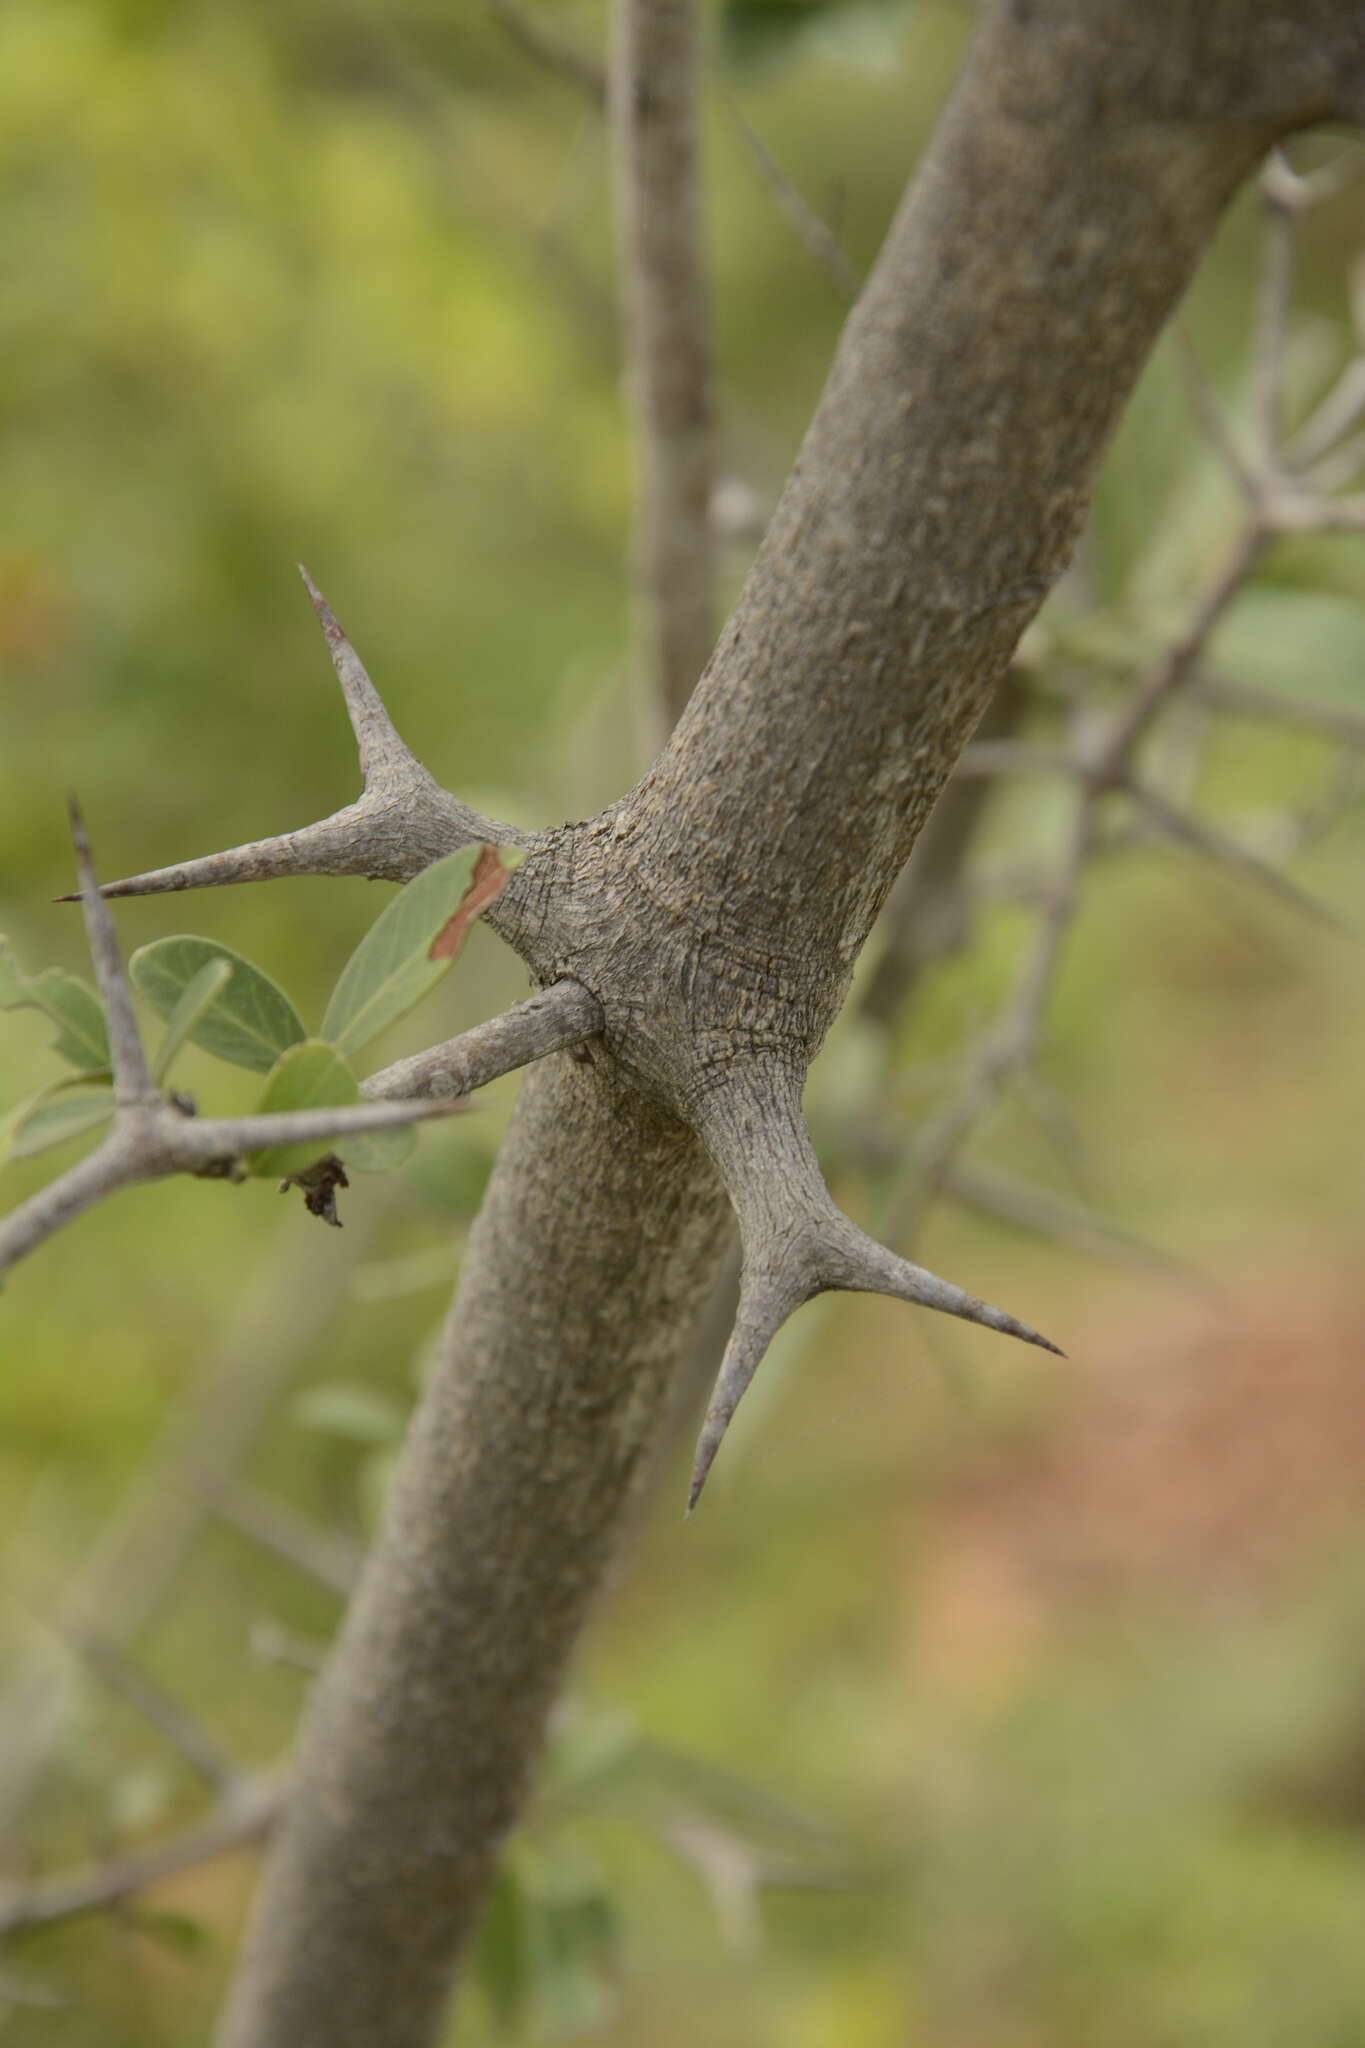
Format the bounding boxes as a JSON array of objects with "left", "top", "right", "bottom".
[
  {"left": 361, "top": 982, "right": 601, "bottom": 1099},
  {"left": 6, "top": 826, "right": 595, "bottom": 1280},
  {"left": 610, "top": 0, "right": 715, "bottom": 734},
  {"left": 0, "top": 1776, "right": 284, "bottom": 1936},
  {"left": 70, "top": 5, "right": 1356, "bottom": 2043}
]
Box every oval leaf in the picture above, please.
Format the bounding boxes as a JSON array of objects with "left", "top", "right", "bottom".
[
  {"left": 152, "top": 957, "right": 233, "bottom": 1083},
  {"left": 6, "top": 1088, "right": 114, "bottom": 1162},
  {"left": 0, "top": 937, "right": 109, "bottom": 1071},
  {"left": 131, "top": 937, "right": 305, "bottom": 1074},
  {"left": 320, "top": 846, "right": 487, "bottom": 1059},
  {"left": 291, "top": 1381, "right": 408, "bottom": 1445},
  {"left": 246, "top": 1040, "right": 414, "bottom": 1179}
]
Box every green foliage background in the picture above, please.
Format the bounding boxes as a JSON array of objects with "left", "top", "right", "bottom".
[{"left": 4, "top": 1, "right": 1365, "bottom": 2041}]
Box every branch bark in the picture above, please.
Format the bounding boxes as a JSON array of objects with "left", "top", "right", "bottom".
[{"left": 158, "top": 4, "right": 1365, "bottom": 2042}]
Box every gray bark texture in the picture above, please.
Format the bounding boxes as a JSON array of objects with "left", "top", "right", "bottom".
[{"left": 215, "top": 5, "right": 1365, "bottom": 2043}]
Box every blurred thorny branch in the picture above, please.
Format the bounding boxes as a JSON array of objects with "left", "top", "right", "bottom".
[{"left": 2, "top": 46, "right": 1364, "bottom": 2036}]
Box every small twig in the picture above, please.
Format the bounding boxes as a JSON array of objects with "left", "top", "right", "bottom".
[
  {"left": 941, "top": 1159, "right": 1196, "bottom": 1277},
  {"left": 69, "top": 800, "right": 155, "bottom": 1110},
  {"left": 1128, "top": 779, "right": 1349, "bottom": 933},
  {"left": 1255, "top": 153, "right": 1298, "bottom": 463},
  {"left": 248, "top": 1621, "right": 329, "bottom": 1676},
  {"left": 1171, "top": 324, "right": 1257, "bottom": 498},
  {"left": 0, "top": 1200, "right": 386, "bottom": 1834},
  {"left": 486, "top": 0, "right": 605, "bottom": 104},
  {"left": 0, "top": 1775, "right": 285, "bottom": 1935},
  {"left": 205, "top": 1479, "right": 360, "bottom": 1600},
  {"left": 725, "top": 95, "right": 860, "bottom": 301},
  {"left": 610, "top": 0, "right": 715, "bottom": 734},
  {"left": 1192, "top": 671, "right": 1365, "bottom": 748},
  {"left": 1287, "top": 357, "right": 1365, "bottom": 473},
  {"left": 60, "top": 1632, "right": 241, "bottom": 1794},
  {"left": 4, "top": 808, "right": 602, "bottom": 1278},
  {"left": 362, "top": 982, "right": 601, "bottom": 1100}
]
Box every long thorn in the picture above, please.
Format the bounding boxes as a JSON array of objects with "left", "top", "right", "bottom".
[
  {"left": 68, "top": 800, "right": 153, "bottom": 1107},
  {"left": 297, "top": 565, "right": 423, "bottom": 785}
]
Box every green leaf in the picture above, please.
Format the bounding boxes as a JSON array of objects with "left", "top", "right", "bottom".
[
  {"left": 292, "top": 1381, "right": 408, "bottom": 1445},
  {"left": 125, "top": 1907, "right": 209, "bottom": 1954},
  {"left": 523, "top": 1845, "right": 620, "bottom": 2036},
  {"left": 130, "top": 937, "right": 305, "bottom": 1074},
  {"left": 0, "top": 937, "right": 109, "bottom": 1071},
  {"left": 245, "top": 1040, "right": 415, "bottom": 1179},
  {"left": 152, "top": 957, "right": 233, "bottom": 1083},
  {"left": 5, "top": 1088, "right": 114, "bottom": 1162},
  {"left": 320, "top": 847, "right": 484, "bottom": 1059},
  {"left": 474, "top": 1863, "right": 531, "bottom": 2032}
]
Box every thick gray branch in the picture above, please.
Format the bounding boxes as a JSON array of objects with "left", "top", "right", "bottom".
[
  {"left": 217, "top": 1057, "right": 731, "bottom": 2046},
  {"left": 190, "top": 4, "right": 1365, "bottom": 2042}
]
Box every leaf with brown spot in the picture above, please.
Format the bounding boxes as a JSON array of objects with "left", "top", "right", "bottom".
[{"left": 428, "top": 845, "right": 511, "bottom": 962}]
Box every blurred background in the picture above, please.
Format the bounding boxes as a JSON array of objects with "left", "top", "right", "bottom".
[{"left": 3, "top": 0, "right": 1365, "bottom": 2041}]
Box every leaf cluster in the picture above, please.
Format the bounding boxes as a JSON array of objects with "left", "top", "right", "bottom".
[{"left": 1, "top": 846, "right": 501, "bottom": 1189}]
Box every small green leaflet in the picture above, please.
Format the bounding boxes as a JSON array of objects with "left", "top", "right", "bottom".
[
  {"left": 291, "top": 1381, "right": 407, "bottom": 1444},
  {"left": 4, "top": 1087, "right": 114, "bottom": 1162},
  {"left": 245, "top": 1040, "right": 414, "bottom": 1179},
  {"left": 131, "top": 937, "right": 305, "bottom": 1074},
  {"left": 0, "top": 935, "right": 109, "bottom": 1072},
  {"left": 152, "top": 957, "right": 233, "bottom": 1083},
  {"left": 320, "top": 846, "right": 492, "bottom": 1059}
]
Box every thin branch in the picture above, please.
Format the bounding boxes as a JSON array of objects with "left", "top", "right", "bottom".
[
  {"left": 0, "top": 1201, "right": 385, "bottom": 1834},
  {"left": 941, "top": 1159, "right": 1194, "bottom": 1274},
  {"left": 0, "top": 1775, "right": 284, "bottom": 1935},
  {"left": 6, "top": 827, "right": 603, "bottom": 1277},
  {"left": 206, "top": 1479, "right": 361, "bottom": 1600},
  {"left": 611, "top": 0, "right": 715, "bottom": 734},
  {"left": 1171, "top": 323, "right": 1257, "bottom": 498},
  {"left": 1255, "top": 153, "right": 1298, "bottom": 462},
  {"left": 61, "top": 1631, "right": 242, "bottom": 1794},
  {"left": 486, "top": 0, "right": 605, "bottom": 104},
  {"left": 69, "top": 801, "right": 155, "bottom": 1108},
  {"left": 725, "top": 95, "right": 860, "bottom": 301},
  {"left": 1128, "top": 778, "right": 1349, "bottom": 932},
  {"left": 1263, "top": 487, "right": 1365, "bottom": 532},
  {"left": 1287, "top": 355, "right": 1365, "bottom": 472},
  {"left": 0, "top": 1132, "right": 149, "bottom": 1278},
  {"left": 1192, "top": 670, "right": 1365, "bottom": 747},
  {"left": 0, "top": 1092, "right": 471, "bottom": 1279},
  {"left": 860, "top": 670, "right": 1028, "bottom": 1028},
  {"left": 362, "top": 981, "right": 601, "bottom": 1099}
]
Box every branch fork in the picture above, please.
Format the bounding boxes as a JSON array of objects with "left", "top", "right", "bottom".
[
  {"left": 2, "top": 791, "right": 599, "bottom": 1280},
  {"left": 19, "top": 575, "right": 1059, "bottom": 1503}
]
